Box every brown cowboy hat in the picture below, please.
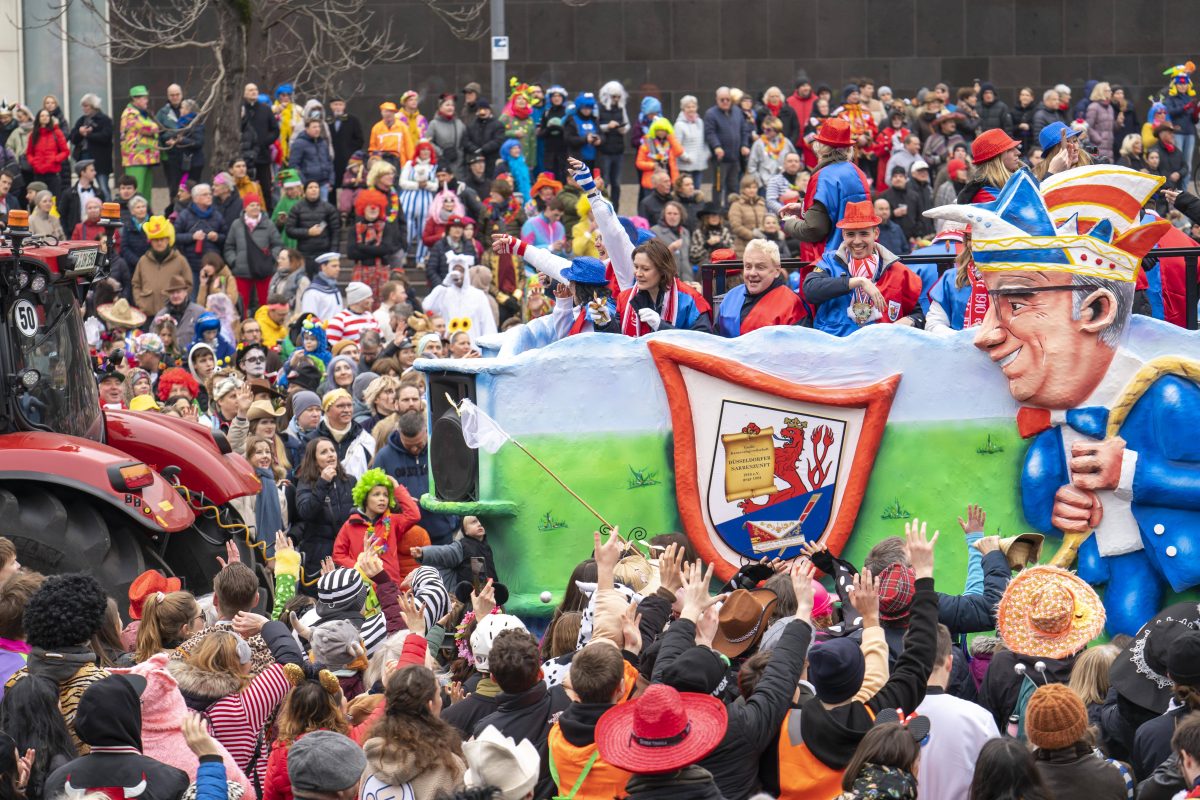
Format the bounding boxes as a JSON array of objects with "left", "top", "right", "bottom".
[
  {"left": 711, "top": 588, "right": 777, "bottom": 658},
  {"left": 246, "top": 398, "right": 286, "bottom": 422}
]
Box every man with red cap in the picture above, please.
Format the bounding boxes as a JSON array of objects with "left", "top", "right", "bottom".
[
  {"left": 958, "top": 128, "right": 1022, "bottom": 203},
  {"left": 802, "top": 198, "right": 923, "bottom": 336},
  {"left": 779, "top": 118, "right": 871, "bottom": 264}
]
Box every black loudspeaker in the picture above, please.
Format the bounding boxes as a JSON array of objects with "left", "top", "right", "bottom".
[{"left": 426, "top": 370, "right": 479, "bottom": 502}]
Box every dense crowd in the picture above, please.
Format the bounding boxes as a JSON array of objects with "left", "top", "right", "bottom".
[{"left": 3, "top": 64, "right": 1200, "bottom": 800}]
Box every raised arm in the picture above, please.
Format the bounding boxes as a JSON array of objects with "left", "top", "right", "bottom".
[
  {"left": 492, "top": 232, "right": 572, "bottom": 284},
  {"left": 570, "top": 156, "right": 634, "bottom": 290}
]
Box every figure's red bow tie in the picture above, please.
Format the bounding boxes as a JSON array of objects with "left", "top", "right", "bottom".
[{"left": 1016, "top": 407, "right": 1053, "bottom": 438}]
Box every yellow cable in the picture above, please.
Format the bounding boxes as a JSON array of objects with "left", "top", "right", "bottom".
[{"left": 176, "top": 486, "right": 320, "bottom": 587}]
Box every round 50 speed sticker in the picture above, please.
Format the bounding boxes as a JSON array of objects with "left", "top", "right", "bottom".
[{"left": 12, "top": 299, "right": 39, "bottom": 338}]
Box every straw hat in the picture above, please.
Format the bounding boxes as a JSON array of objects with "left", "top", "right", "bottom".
[
  {"left": 999, "top": 533, "right": 1045, "bottom": 570},
  {"left": 97, "top": 298, "right": 147, "bottom": 329},
  {"left": 996, "top": 565, "right": 1105, "bottom": 659}
]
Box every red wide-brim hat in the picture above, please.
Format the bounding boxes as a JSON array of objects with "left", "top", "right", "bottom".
[
  {"left": 596, "top": 685, "right": 728, "bottom": 774},
  {"left": 835, "top": 199, "right": 882, "bottom": 230},
  {"left": 815, "top": 118, "right": 853, "bottom": 148}
]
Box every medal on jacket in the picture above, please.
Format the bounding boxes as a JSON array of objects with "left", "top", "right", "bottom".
[{"left": 850, "top": 299, "right": 874, "bottom": 325}]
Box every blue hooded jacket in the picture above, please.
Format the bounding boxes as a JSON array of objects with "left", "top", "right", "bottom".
[{"left": 500, "top": 137, "right": 532, "bottom": 198}]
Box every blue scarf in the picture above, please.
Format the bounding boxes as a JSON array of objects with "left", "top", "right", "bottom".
[{"left": 254, "top": 465, "right": 282, "bottom": 557}]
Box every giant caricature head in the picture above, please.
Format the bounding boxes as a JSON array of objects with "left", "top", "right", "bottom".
[{"left": 925, "top": 167, "right": 1170, "bottom": 410}]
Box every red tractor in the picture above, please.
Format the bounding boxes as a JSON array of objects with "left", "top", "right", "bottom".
[{"left": 0, "top": 207, "right": 263, "bottom": 610}]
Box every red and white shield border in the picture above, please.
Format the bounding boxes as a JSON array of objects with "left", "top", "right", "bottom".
[{"left": 648, "top": 341, "right": 901, "bottom": 581}]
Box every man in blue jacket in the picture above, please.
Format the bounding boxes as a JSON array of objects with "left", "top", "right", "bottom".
[
  {"left": 703, "top": 87, "right": 751, "bottom": 207},
  {"left": 371, "top": 409, "right": 459, "bottom": 545},
  {"left": 290, "top": 118, "right": 334, "bottom": 202}
]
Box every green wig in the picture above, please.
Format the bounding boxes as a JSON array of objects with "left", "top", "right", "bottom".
[{"left": 353, "top": 468, "right": 394, "bottom": 510}]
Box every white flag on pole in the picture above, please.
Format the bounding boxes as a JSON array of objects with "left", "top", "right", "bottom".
[{"left": 456, "top": 398, "right": 510, "bottom": 454}]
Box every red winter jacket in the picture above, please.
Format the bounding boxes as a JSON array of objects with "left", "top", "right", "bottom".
[
  {"left": 27, "top": 125, "right": 69, "bottom": 174},
  {"left": 332, "top": 483, "right": 426, "bottom": 585}
]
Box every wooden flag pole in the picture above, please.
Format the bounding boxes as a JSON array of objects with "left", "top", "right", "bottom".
[{"left": 446, "top": 394, "right": 621, "bottom": 538}]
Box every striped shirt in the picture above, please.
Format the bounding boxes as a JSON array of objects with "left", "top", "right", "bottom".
[
  {"left": 324, "top": 311, "right": 380, "bottom": 344},
  {"left": 204, "top": 662, "right": 290, "bottom": 788}
]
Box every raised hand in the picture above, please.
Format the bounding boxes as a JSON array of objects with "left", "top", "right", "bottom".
[
  {"left": 593, "top": 527, "right": 624, "bottom": 577},
  {"left": 656, "top": 543, "right": 685, "bottom": 596},
  {"left": 357, "top": 546, "right": 384, "bottom": 579},
  {"left": 905, "top": 518, "right": 939, "bottom": 580},
  {"left": 958, "top": 504, "right": 986, "bottom": 536},
  {"left": 471, "top": 578, "right": 497, "bottom": 619},
  {"left": 790, "top": 559, "right": 816, "bottom": 623},
  {"left": 679, "top": 559, "right": 719, "bottom": 622},
  {"left": 274, "top": 531, "right": 295, "bottom": 557},
  {"left": 216, "top": 539, "right": 241, "bottom": 569},
  {"left": 319, "top": 556, "right": 336, "bottom": 576},
  {"left": 398, "top": 592, "right": 426, "bottom": 637},
  {"left": 849, "top": 568, "right": 880, "bottom": 628}
]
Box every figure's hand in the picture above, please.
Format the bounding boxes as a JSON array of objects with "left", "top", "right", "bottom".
[
  {"left": 567, "top": 157, "right": 595, "bottom": 193},
  {"left": 448, "top": 681, "right": 466, "bottom": 704},
  {"left": 319, "top": 556, "right": 336, "bottom": 576},
  {"left": 471, "top": 578, "right": 497, "bottom": 618},
  {"left": 320, "top": 465, "right": 338, "bottom": 483},
  {"left": 1052, "top": 484, "right": 1103, "bottom": 531},
  {"left": 1165, "top": 189, "right": 1181, "bottom": 206},
  {"left": 181, "top": 713, "right": 221, "bottom": 758},
  {"left": 1070, "top": 436, "right": 1127, "bottom": 492},
  {"left": 216, "top": 539, "right": 241, "bottom": 569},
  {"left": 798, "top": 540, "right": 828, "bottom": 559},
  {"left": 553, "top": 281, "right": 572, "bottom": 300},
  {"left": 232, "top": 610, "right": 268, "bottom": 637},
  {"left": 905, "top": 518, "right": 939, "bottom": 580},
  {"left": 790, "top": 558, "right": 816, "bottom": 624},
  {"left": 398, "top": 592, "right": 426, "bottom": 636},
  {"left": 193, "top": 230, "right": 205, "bottom": 241},
  {"left": 958, "top": 504, "right": 986, "bottom": 536},
  {"left": 713, "top": 147, "right": 725, "bottom": 161},
  {"left": 778, "top": 202, "right": 804, "bottom": 219},
  {"left": 637, "top": 307, "right": 662, "bottom": 331},
  {"left": 409, "top": 545, "right": 424, "bottom": 562},
  {"left": 849, "top": 568, "right": 880, "bottom": 628}
]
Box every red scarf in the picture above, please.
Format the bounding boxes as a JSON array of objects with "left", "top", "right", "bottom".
[
  {"left": 620, "top": 282, "right": 679, "bottom": 337},
  {"left": 963, "top": 258, "right": 990, "bottom": 328},
  {"left": 766, "top": 100, "right": 783, "bottom": 117},
  {"left": 569, "top": 308, "right": 591, "bottom": 336},
  {"left": 509, "top": 103, "right": 532, "bottom": 120}
]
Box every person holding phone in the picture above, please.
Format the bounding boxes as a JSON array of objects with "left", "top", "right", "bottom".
[{"left": 286, "top": 179, "right": 341, "bottom": 276}]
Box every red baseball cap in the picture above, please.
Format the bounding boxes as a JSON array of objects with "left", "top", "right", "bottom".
[{"left": 972, "top": 128, "right": 1021, "bottom": 164}]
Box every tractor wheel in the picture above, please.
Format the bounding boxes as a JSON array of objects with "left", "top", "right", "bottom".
[
  {"left": 0, "top": 482, "right": 148, "bottom": 615},
  {"left": 162, "top": 503, "right": 273, "bottom": 613}
]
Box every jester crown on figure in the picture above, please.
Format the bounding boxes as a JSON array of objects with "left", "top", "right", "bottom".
[{"left": 923, "top": 165, "right": 1171, "bottom": 304}]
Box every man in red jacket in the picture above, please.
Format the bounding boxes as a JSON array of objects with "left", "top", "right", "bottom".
[{"left": 787, "top": 77, "right": 818, "bottom": 166}]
